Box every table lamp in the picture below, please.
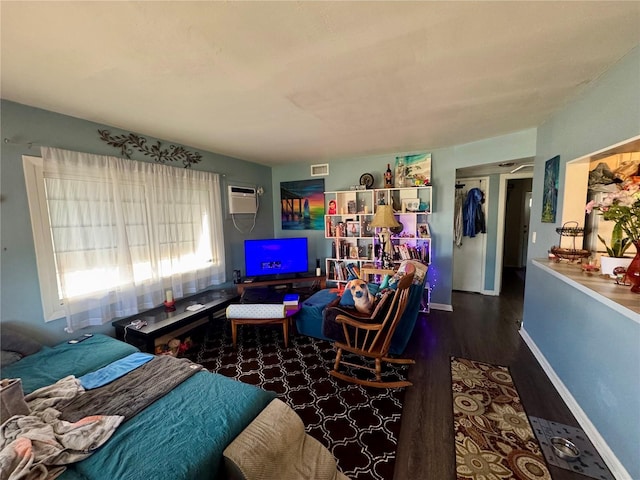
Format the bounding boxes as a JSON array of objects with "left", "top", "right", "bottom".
[{"left": 370, "top": 204, "right": 400, "bottom": 269}]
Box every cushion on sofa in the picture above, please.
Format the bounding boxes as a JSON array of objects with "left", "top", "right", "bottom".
[{"left": 295, "top": 289, "right": 340, "bottom": 341}]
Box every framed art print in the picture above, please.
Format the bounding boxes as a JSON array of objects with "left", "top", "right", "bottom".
[
  {"left": 541, "top": 156, "right": 559, "bottom": 223},
  {"left": 395, "top": 153, "right": 431, "bottom": 187},
  {"left": 281, "top": 179, "right": 325, "bottom": 230}
]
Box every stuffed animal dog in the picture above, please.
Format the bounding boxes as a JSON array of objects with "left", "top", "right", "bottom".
[{"left": 346, "top": 279, "right": 375, "bottom": 314}]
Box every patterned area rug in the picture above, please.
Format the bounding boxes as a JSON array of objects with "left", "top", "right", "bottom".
[
  {"left": 185, "top": 321, "right": 408, "bottom": 480},
  {"left": 451, "top": 357, "right": 551, "bottom": 480}
]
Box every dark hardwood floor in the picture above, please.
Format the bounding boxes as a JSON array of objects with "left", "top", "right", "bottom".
[{"left": 394, "top": 267, "right": 590, "bottom": 480}]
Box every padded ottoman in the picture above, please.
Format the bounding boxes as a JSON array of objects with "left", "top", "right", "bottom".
[{"left": 295, "top": 289, "right": 340, "bottom": 341}]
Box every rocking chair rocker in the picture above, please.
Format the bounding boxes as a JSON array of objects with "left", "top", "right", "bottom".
[{"left": 329, "top": 272, "right": 415, "bottom": 388}]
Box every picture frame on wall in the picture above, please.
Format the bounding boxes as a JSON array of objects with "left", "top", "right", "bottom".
[
  {"left": 395, "top": 153, "right": 432, "bottom": 188},
  {"left": 541, "top": 155, "right": 559, "bottom": 223},
  {"left": 281, "top": 178, "right": 325, "bottom": 230}
]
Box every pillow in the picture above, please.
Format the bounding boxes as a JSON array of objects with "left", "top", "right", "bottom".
[
  {"left": 1, "top": 350, "right": 22, "bottom": 366},
  {"left": 0, "top": 328, "right": 43, "bottom": 357},
  {"left": 388, "top": 262, "right": 417, "bottom": 289},
  {"left": 339, "top": 281, "right": 380, "bottom": 307}
]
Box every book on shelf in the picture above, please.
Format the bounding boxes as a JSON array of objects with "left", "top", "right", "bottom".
[
  {"left": 344, "top": 263, "right": 360, "bottom": 279},
  {"left": 331, "top": 260, "right": 350, "bottom": 282},
  {"left": 388, "top": 243, "right": 430, "bottom": 264},
  {"left": 283, "top": 293, "right": 300, "bottom": 305}
]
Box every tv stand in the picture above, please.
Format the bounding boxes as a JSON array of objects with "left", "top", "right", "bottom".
[{"left": 236, "top": 274, "right": 326, "bottom": 294}]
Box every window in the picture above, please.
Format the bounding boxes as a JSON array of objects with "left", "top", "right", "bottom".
[{"left": 23, "top": 148, "right": 226, "bottom": 331}]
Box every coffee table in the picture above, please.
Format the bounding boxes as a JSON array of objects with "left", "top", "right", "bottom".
[
  {"left": 112, "top": 288, "right": 239, "bottom": 352},
  {"left": 229, "top": 304, "right": 301, "bottom": 349}
]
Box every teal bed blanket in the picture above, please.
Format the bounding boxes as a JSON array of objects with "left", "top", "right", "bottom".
[
  {"left": 1, "top": 334, "right": 138, "bottom": 394},
  {"left": 2, "top": 334, "right": 276, "bottom": 480},
  {"left": 60, "top": 370, "right": 275, "bottom": 480}
]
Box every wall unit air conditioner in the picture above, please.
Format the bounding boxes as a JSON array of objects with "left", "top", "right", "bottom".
[{"left": 228, "top": 185, "right": 257, "bottom": 214}]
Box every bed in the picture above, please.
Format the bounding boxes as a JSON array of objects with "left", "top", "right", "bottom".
[{"left": 1, "top": 332, "right": 348, "bottom": 480}]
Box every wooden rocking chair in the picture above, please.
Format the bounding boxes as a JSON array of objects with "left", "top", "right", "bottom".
[{"left": 329, "top": 272, "right": 415, "bottom": 388}]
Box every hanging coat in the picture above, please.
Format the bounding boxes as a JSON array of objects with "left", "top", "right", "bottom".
[{"left": 463, "top": 188, "right": 486, "bottom": 238}]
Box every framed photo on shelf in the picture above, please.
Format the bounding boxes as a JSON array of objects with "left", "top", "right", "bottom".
[
  {"left": 418, "top": 223, "right": 430, "bottom": 238},
  {"left": 346, "top": 221, "right": 360, "bottom": 237},
  {"left": 349, "top": 245, "right": 359, "bottom": 259},
  {"left": 361, "top": 219, "right": 373, "bottom": 237},
  {"left": 327, "top": 199, "right": 337, "bottom": 215}
]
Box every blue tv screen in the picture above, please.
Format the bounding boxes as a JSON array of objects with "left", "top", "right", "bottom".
[{"left": 244, "top": 237, "right": 309, "bottom": 278}]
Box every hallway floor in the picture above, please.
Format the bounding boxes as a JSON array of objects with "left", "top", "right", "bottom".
[{"left": 393, "top": 268, "right": 596, "bottom": 480}]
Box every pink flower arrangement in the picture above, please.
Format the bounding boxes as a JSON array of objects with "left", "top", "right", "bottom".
[{"left": 586, "top": 182, "right": 640, "bottom": 243}]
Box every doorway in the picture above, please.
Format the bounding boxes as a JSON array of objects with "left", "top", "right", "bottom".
[
  {"left": 452, "top": 177, "right": 489, "bottom": 293},
  {"left": 495, "top": 173, "right": 534, "bottom": 295},
  {"left": 452, "top": 168, "right": 534, "bottom": 297},
  {"left": 503, "top": 178, "right": 532, "bottom": 269}
]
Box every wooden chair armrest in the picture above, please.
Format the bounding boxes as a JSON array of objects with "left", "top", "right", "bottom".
[{"left": 335, "top": 314, "right": 383, "bottom": 331}]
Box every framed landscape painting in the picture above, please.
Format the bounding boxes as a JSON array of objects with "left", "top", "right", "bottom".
[
  {"left": 280, "top": 179, "right": 325, "bottom": 230},
  {"left": 542, "top": 155, "right": 559, "bottom": 223},
  {"left": 395, "top": 153, "right": 432, "bottom": 187}
]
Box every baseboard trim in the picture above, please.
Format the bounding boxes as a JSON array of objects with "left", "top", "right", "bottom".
[
  {"left": 520, "top": 328, "right": 632, "bottom": 480},
  {"left": 429, "top": 303, "right": 453, "bottom": 312}
]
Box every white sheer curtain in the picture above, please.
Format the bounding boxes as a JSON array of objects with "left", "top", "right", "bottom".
[{"left": 41, "top": 147, "right": 226, "bottom": 332}]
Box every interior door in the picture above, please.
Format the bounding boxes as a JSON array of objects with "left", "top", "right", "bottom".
[{"left": 453, "top": 177, "right": 489, "bottom": 293}]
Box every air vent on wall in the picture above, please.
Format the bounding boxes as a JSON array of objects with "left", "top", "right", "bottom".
[{"left": 310, "top": 163, "right": 329, "bottom": 176}]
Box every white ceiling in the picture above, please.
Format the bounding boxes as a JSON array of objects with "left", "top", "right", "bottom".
[{"left": 2, "top": 1, "right": 639, "bottom": 167}]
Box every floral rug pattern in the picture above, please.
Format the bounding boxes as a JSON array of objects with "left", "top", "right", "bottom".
[{"left": 451, "top": 357, "right": 551, "bottom": 480}]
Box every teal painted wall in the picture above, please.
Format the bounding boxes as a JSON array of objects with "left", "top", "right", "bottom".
[
  {"left": 271, "top": 130, "right": 537, "bottom": 307},
  {"left": 524, "top": 46, "right": 640, "bottom": 477},
  {"left": 483, "top": 173, "right": 501, "bottom": 291},
  {"left": 0, "top": 100, "right": 273, "bottom": 344}
]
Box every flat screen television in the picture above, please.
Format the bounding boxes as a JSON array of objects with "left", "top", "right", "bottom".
[{"left": 244, "top": 237, "right": 309, "bottom": 279}]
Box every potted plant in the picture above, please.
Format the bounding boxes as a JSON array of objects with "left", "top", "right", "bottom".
[
  {"left": 597, "top": 223, "right": 633, "bottom": 277},
  {"left": 586, "top": 182, "right": 639, "bottom": 288}
]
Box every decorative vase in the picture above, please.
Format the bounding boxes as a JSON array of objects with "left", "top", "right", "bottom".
[
  {"left": 624, "top": 241, "right": 640, "bottom": 294},
  {"left": 599, "top": 255, "right": 633, "bottom": 278}
]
